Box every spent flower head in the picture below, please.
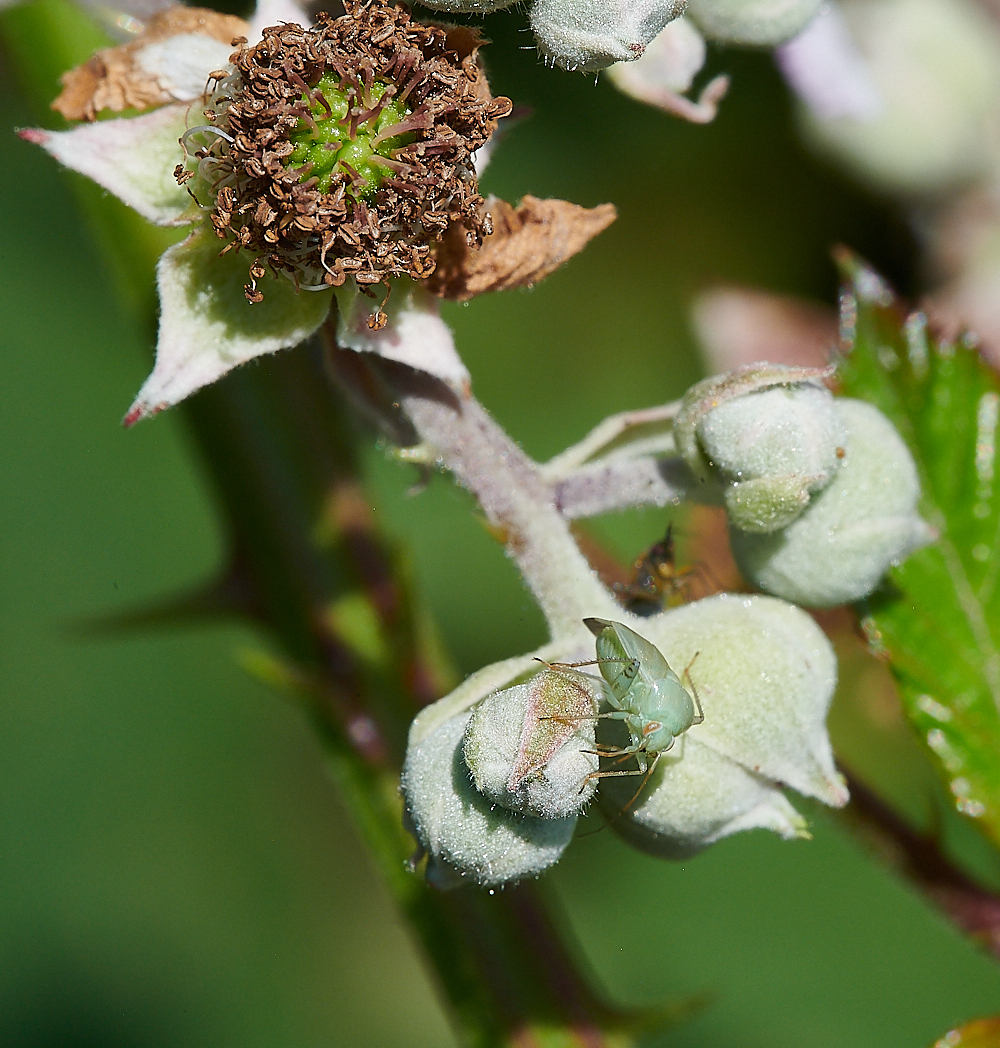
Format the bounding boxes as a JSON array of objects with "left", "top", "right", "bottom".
[
  {"left": 25, "top": 0, "right": 613, "bottom": 422},
  {"left": 184, "top": 9, "right": 510, "bottom": 302}
]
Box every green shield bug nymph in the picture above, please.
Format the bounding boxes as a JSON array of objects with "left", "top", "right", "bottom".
[{"left": 580, "top": 618, "right": 703, "bottom": 783}]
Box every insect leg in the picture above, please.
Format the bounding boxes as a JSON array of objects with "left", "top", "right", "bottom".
[
  {"left": 577, "top": 765, "right": 650, "bottom": 792},
  {"left": 683, "top": 651, "right": 704, "bottom": 724},
  {"left": 616, "top": 750, "right": 661, "bottom": 815}
]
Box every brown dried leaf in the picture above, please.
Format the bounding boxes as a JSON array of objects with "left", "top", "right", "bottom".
[
  {"left": 53, "top": 6, "right": 249, "bottom": 121},
  {"left": 426, "top": 195, "right": 617, "bottom": 302}
]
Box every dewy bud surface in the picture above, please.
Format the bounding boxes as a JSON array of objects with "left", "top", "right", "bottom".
[
  {"left": 679, "top": 367, "right": 847, "bottom": 532},
  {"left": 401, "top": 712, "right": 577, "bottom": 889},
  {"left": 531, "top": 0, "right": 688, "bottom": 72},
  {"left": 415, "top": 0, "right": 517, "bottom": 10},
  {"left": 731, "top": 398, "right": 934, "bottom": 606},
  {"left": 603, "top": 735, "right": 810, "bottom": 856},
  {"left": 463, "top": 670, "right": 601, "bottom": 818}
]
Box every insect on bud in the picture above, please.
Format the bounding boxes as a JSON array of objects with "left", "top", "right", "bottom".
[
  {"left": 463, "top": 669, "right": 601, "bottom": 819},
  {"left": 685, "top": 0, "right": 822, "bottom": 46},
  {"left": 530, "top": 0, "right": 687, "bottom": 72},
  {"left": 599, "top": 592, "right": 845, "bottom": 856},
  {"left": 401, "top": 712, "right": 578, "bottom": 889},
  {"left": 730, "top": 398, "right": 934, "bottom": 607},
  {"left": 675, "top": 364, "right": 847, "bottom": 532}
]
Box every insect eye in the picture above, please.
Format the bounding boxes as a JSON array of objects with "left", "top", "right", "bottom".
[{"left": 642, "top": 721, "right": 663, "bottom": 736}]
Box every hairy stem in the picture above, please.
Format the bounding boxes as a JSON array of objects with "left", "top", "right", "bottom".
[
  {"left": 841, "top": 769, "right": 1000, "bottom": 958},
  {"left": 187, "top": 348, "right": 636, "bottom": 1048},
  {"left": 328, "top": 347, "right": 622, "bottom": 638},
  {"left": 0, "top": 4, "right": 657, "bottom": 1041}
]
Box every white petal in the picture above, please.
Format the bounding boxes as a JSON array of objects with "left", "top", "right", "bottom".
[
  {"left": 604, "top": 736, "right": 809, "bottom": 856},
  {"left": 776, "top": 4, "right": 882, "bottom": 120},
  {"left": 639, "top": 592, "right": 848, "bottom": 806},
  {"left": 21, "top": 104, "right": 195, "bottom": 226},
  {"left": 607, "top": 16, "right": 706, "bottom": 97},
  {"left": 134, "top": 33, "right": 235, "bottom": 99},
  {"left": 606, "top": 18, "right": 731, "bottom": 123},
  {"left": 248, "top": 0, "right": 313, "bottom": 42},
  {"left": 126, "top": 229, "right": 333, "bottom": 423},
  {"left": 334, "top": 282, "right": 470, "bottom": 389}
]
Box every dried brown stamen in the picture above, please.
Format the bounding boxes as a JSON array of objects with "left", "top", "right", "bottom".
[{"left": 183, "top": 0, "right": 512, "bottom": 302}]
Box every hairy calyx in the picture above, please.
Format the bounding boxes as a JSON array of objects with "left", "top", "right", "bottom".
[{"left": 178, "top": 1, "right": 512, "bottom": 302}]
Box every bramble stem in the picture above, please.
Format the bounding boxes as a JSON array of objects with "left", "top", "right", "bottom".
[
  {"left": 186, "top": 347, "right": 635, "bottom": 1048},
  {"left": 840, "top": 769, "right": 1000, "bottom": 959},
  {"left": 327, "top": 349, "right": 622, "bottom": 639},
  {"left": 0, "top": 3, "right": 654, "bottom": 1042}
]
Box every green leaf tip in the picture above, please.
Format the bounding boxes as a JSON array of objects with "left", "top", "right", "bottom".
[
  {"left": 930, "top": 1017, "right": 1000, "bottom": 1048},
  {"left": 837, "top": 249, "right": 1000, "bottom": 848}
]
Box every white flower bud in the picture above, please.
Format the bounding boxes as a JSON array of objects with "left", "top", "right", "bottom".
[
  {"left": 685, "top": 0, "right": 822, "bottom": 45},
  {"left": 677, "top": 365, "right": 847, "bottom": 532},
  {"left": 531, "top": 0, "right": 687, "bottom": 72},
  {"left": 608, "top": 16, "right": 707, "bottom": 96},
  {"left": 401, "top": 712, "right": 577, "bottom": 889},
  {"left": 463, "top": 670, "right": 601, "bottom": 818},
  {"left": 731, "top": 398, "right": 934, "bottom": 607},
  {"left": 600, "top": 592, "right": 845, "bottom": 854}
]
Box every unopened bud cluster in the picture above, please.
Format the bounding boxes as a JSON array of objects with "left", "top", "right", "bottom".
[
  {"left": 401, "top": 367, "right": 929, "bottom": 888},
  {"left": 402, "top": 595, "right": 848, "bottom": 887},
  {"left": 675, "top": 364, "right": 931, "bottom": 605},
  {"left": 676, "top": 364, "right": 847, "bottom": 532},
  {"left": 730, "top": 398, "right": 934, "bottom": 606}
]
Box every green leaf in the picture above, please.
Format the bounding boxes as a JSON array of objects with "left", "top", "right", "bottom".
[
  {"left": 928, "top": 1017, "right": 1000, "bottom": 1048},
  {"left": 836, "top": 248, "right": 1000, "bottom": 848}
]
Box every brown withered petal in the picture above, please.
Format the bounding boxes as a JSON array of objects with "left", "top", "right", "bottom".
[
  {"left": 53, "top": 6, "right": 249, "bottom": 122},
  {"left": 193, "top": 1, "right": 512, "bottom": 300},
  {"left": 425, "top": 196, "right": 617, "bottom": 302}
]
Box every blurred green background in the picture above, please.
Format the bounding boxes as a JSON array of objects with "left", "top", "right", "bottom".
[{"left": 3, "top": 5, "right": 1000, "bottom": 1045}]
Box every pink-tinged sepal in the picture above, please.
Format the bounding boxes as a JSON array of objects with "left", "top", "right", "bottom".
[
  {"left": 125, "top": 228, "right": 333, "bottom": 423},
  {"left": 334, "top": 282, "right": 471, "bottom": 390},
  {"left": 22, "top": 104, "right": 198, "bottom": 226}
]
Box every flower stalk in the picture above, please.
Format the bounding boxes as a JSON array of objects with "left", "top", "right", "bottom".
[{"left": 1, "top": 2, "right": 666, "bottom": 1043}]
